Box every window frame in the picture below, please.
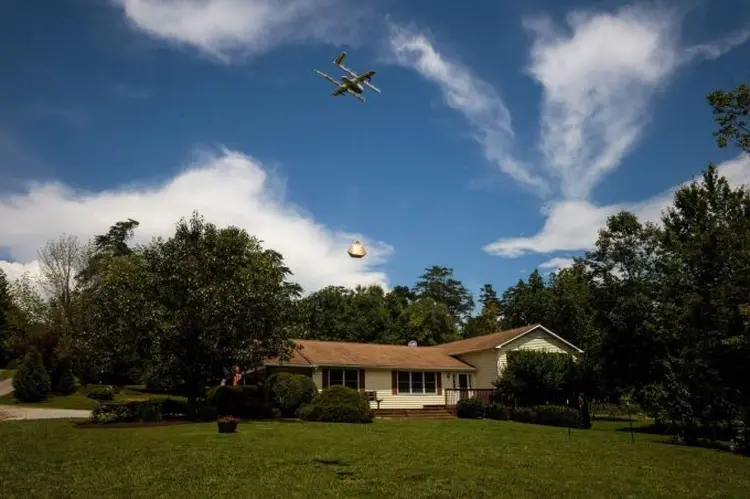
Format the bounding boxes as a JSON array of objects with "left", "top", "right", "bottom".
[
  {"left": 396, "top": 371, "right": 437, "bottom": 395},
  {"left": 327, "top": 368, "right": 360, "bottom": 390}
]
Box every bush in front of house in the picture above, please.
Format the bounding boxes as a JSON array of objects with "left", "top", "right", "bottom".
[
  {"left": 531, "top": 405, "right": 583, "bottom": 428},
  {"left": 268, "top": 373, "right": 318, "bottom": 418},
  {"left": 206, "top": 384, "right": 270, "bottom": 419},
  {"left": 86, "top": 386, "right": 115, "bottom": 401},
  {"left": 12, "top": 350, "right": 51, "bottom": 402},
  {"left": 509, "top": 406, "right": 537, "bottom": 424},
  {"left": 485, "top": 403, "right": 512, "bottom": 421},
  {"left": 91, "top": 399, "right": 191, "bottom": 424},
  {"left": 299, "top": 385, "right": 373, "bottom": 423},
  {"left": 456, "top": 397, "right": 487, "bottom": 419}
]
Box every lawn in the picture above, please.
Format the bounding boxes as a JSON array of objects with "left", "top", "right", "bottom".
[
  {"left": 0, "top": 369, "right": 17, "bottom": 381},
  {"left": 0, "top": 386, "right": 187, "bottom": 410},
  {"left": 0, "top": 418, "right": 749, "bottom": 498}
]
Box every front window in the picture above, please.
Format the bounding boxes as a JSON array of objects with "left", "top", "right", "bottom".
[
  {"left": 397, "top": 371, "right": 437, "bottom": 394},
  {"left": 328, "top": 369, "right": 359, "bottom": 389}
]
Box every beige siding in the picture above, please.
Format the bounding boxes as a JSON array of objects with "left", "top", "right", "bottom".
[
  {"left": 310, "top": 368, "right": 473, "bottom": 409},
  {"left": 497, "top": 329, "right": 577, "bottom": 372},
  {"left": 454, "top": 350, "right": 499, "bottom": 389}
]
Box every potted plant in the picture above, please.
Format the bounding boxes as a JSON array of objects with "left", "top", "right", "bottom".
[{"left": 217, "top": 415, "right": 239, "bottom": 434}]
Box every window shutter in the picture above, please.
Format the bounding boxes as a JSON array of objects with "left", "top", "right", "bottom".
[
  {"left": 322, "top": 368, "right": 329, "bottom": 389},
  {"left": 391, "top": 370, "right": 398, "bottom": 394},
  {"left": 436, "top": 372, "right": 442, "bottom": 395},
  {"left": 359, "top": 369, "right": 365, "bottom": 391}
]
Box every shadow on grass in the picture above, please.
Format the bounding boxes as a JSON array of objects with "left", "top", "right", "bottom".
[{"left": 313, "top": 458, "right": 350, "bottom": 467}]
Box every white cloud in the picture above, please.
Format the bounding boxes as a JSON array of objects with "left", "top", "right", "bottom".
[
  {"left": 0, "top": 260, "right": 41, "bottom": 283},
  {"left": 538, "top": 257, "right": 575, "bottom": 272},
  {"left": 0, "top": 148, "right": 392, "bottom": 292},
  {"left": 484, "top": 154, "right": 750, "bottom": 258},
  {"left": 113, "top": 0, "right": 368, "bottom": 62},
  {"left": 386, "top": 22, "right": 550, "bottom": 195}
]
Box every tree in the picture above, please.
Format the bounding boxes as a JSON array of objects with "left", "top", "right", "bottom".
[
  {"left": 707, "top": 82, "right": 750, "bottom": 153},
  {"left": 0, "top": 269, "right": 11, "bottom": 366},
  {"left": 396, "top": 298, "right": 459, "bottom": 346},
  {"left": 140, "top": 212, "right": 302, "bottom": 404},
  {"left": 545, "top": 263, "right": 596, "bottom": 350},
  {"left": 465, "top": 284, "right": 502, "bottom": 338},
  {"left": 294, "top": 286, "right": 356, "bottom": 341},
  {"left": 498, "top": 270, "right": 552, "bottom": 329},
  {"left": 413, "top": 266, "right": 474, "bottom": 324},
  {"left": 36, "top": 234, "right": 87, "bottom": 336},
  {"left": 12, "top": 350, "right": 51, "bottom": 402}
]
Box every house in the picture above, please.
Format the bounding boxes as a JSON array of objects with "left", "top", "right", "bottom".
[{"left": 262, "top": 323, "right": 583, "bottom": 410}]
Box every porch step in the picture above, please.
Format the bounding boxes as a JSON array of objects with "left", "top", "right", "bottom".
[{"left": 375, "top": 408, "right": 456, "bottom": 420}]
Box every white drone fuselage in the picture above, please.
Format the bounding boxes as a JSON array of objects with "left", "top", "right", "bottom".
[{"left": 314, "top": 52, "right": 380, "bottom": 103}]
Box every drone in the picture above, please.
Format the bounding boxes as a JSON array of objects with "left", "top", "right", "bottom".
[{"left": 314, "top": 52, "right": 381, "bottom": 103}]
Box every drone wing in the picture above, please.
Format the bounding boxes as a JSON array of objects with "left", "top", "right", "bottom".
[
  {"left": 314, "top": 69, "right": 340, "bottom": 87},
  {"left": 355, "top": 70, "right": 381, "bottom": 94}
]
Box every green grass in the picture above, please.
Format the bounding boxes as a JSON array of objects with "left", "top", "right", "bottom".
[
  {"left": 0, "top": 386, "right": 187, "bottom": 410},
  {"left": 0, "top": 369, "right": 17, "bottom": 381},
  {"left": 0, "top": 419, "right": 748, "bottom": 498}
]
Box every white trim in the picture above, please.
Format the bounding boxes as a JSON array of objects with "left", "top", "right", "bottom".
[{"left": 495, "top": 324, "right": 584, "bottom": 353}]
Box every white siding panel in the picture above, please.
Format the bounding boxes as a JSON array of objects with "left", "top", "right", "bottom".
[
  {"left": 454, "top": 350, "right": 499, "bottom": 389},
  {"left": 497, "top": 330, "right": 578, "bottom": 373}
]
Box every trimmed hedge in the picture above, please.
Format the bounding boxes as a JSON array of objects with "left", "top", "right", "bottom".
[
  {"left": 91, "top": 399, "right": 199, "bottom": 424},
  {"left": 456, "top": 397, "right": 487, "bottom": 419},
  {"left": 299, "top": 385, "right": 373, "bottom": 423},
  {"left": 268, "top": 373, "right": 318, "bottom": 418},
  {"left": 485, "top": 403, "right": 512, "bottom": 421},
  {"left": 483, "top": 404, "right": 587, "bottom": 428},
  {"left": 86, "top": 387, "right": 115, "bottom": 401}
]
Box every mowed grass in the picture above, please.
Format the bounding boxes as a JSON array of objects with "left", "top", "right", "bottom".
[
  {"left": 0, "top": 386, "right": 187, "bottom": 410},
  {"left": 0, "top": 369, "right": 17, "bottom": 381},
  {"left": 1, "top": 419, "right": 749, "bottom": 499}
]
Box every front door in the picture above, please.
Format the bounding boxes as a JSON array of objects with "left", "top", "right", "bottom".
[{"left": 458, "top": 374, "right": 470, "bottom": 400}]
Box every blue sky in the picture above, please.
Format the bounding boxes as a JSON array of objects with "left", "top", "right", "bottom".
[{"left": 1, "top": 0, "right": 750, "bottom": 298}]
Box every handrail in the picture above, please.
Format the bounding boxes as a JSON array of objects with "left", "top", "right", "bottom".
[{"left": 444, "top": 388, "right": 494, "bottom": 407}]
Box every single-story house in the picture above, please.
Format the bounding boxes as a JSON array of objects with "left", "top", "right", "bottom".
[{"left": 262, "top": 323, "right": 583, "bottom": 410}]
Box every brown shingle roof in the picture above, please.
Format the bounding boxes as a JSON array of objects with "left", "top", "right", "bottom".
[
  {"left": 434, "top": 324, "right": 540, "bottom": 355},
  {"left": 266, "top": 339, "right": 475, "bottom": 371}
]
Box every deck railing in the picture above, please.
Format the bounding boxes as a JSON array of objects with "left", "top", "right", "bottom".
[{"left": 444, "top": 388, "right": 494, "bottom": 407}]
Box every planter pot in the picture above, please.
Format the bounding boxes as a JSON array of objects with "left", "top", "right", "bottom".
[{"left": 217, "top": 420, "right": 238, "bottom": 434}]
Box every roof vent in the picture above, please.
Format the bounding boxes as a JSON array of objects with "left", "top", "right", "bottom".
[{"left": 407, "top": 340, "right": 418, "bottom": 347}]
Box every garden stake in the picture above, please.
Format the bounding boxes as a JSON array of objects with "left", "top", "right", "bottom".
[{"left": 626, "top": 402, "right": 635, "bottom": 444}]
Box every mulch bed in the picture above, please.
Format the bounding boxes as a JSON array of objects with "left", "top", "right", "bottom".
[{"left": 75, "top": 419, "right": 197, "bottom": 429}]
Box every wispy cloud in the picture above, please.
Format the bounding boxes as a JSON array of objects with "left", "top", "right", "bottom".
[
  {"left": 0, "top": 148, "right": 392, "bottom": 292},
  {"left": 386, "top": 22, "right": 550, "bottom": 195},
  {"left": 112, "top": 0, "right": 371, "bottom": 63},
  {"left": 484, "top": 154, "right": 750, "bottom": 258},
  {"left": 538, "top": 257, "right": 575, "bottom": 272}
]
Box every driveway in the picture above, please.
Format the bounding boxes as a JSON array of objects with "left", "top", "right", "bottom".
[
  {"left": 0, "top": 406, "right": 92, "bottom": 421},
  {"left": 0, "top": 379, "right": 12, "bottom": 397}
]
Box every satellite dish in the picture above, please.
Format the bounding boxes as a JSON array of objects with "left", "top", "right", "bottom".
[
  {"left": 347, "top": 240, "right": 367, "bottom": 259},
  {"left": 407, "top": 340, "right": 418, "bottom": 347}
]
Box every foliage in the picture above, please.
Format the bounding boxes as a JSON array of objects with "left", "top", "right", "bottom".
[
  {"left": 509, "top": 407, "right": 536, "bottom": 424},
  {"left": 268, "top": 373, "right": 317, "bottom": 418},
  {"left": 456, "top": 397, "right": 487, "bottom": 419},
  {"left": 207, "top": 384, "right": 269, "bottom": 419},
  {"left": 0, "top": 269, "right": 12, "bottom": 367},
  {"left": 86, "top": 387, "right": 115, "bottom": 401},
  {"left": 413, "top": 265, "right": 474, "bottom": 324},
  {"left": 53, "top": 358, "right": 77, "bottom": 395},
  {"left": 12, "top": 350, "right": 51, "bottom": 402},
  {"left": 531, "top": 405, "right": 583, "bottom": 428},
  {"left": 495, "top": 350, "right": 579, "bottom": 407},
  {"left": 91, "top": 399, "right": 190, "bottom": 424},
  {"left": 707, "top": 82, "right": 750, "bottom": 153},
  {"left": 139, "top": 213, "right": 302, "bottom": 404},
  {"left": 485, "top": 403, "right": 511, "bottom": 420},
  {"left": 298, "top": 385, "right": 374, "bottom": 423}
]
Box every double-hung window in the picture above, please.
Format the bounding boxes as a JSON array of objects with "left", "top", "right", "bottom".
[
  {"left": 327, "top": 369, "right": 359, "bottom": 390},
  {"left": 397, "top": 371, "right": 437, "bottom": 394}
]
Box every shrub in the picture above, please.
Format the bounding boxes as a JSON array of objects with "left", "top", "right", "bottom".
[
  {"left": 486, "top": 403, "right": 512, "bottom": 421},
  {"left": 206, "top": 384, "right": 269, "bottom": 419},
  {"left": 510, "top": 407, "right": 537, "bottom": 423},
  {"left": 54, "top": 359, "right": 77, "bottom": 395},
  {"left": 12, "top": 350, "right": 51, "bottom": 402},
  {"left": 456, "top": 397, "right": 486, "bottom": 419},
  {"left": 268, "top": 373, "right": 318, "bottom": 418},
  {"left": 532, "top": 405, "right": 582, "bottom": 428},
  {"left": 494, "top": 350, "right": 580, "bottom": 407},
  {"left": 135, "top": 402, "right": 164, "bottom": 422},
  {"left": 299, "top": 385, "right": 373, "bottom": 423},
  {"left": 86, "top": 387, "right": 115, "bottom": 401},
  {"left": 189, "top": 401, "right": 218, "bottom": 422},
  {"left": 91, "top": 399, "right": 191, "bottom": 424}
]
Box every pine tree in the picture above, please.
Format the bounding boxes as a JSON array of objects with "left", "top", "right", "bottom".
[{"left": 12, "top": 350, "right": 51, "bottom": 402}]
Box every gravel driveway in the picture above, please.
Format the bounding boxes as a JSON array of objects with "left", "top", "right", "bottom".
[{"left": 0, "top": 406, "right": 92, "bottom": 421}]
